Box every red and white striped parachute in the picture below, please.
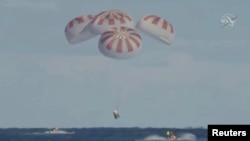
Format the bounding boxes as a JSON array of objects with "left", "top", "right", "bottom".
[
  {"left": 136, "top": 15, "right": 174, "bottom": 45},
  {"left": 98, "top": 27, "right": 142, "bottom": 59},
  {"left": 65, "top": 14, "right": 96, "bottom": 44},
  {"left": 89, "top": 10, "right": 134, "bottom": 35}
]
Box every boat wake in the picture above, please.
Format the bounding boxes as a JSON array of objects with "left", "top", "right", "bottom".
[
  {"left": 135, "top": 133, "right": 197, "bottom": 141},
  {"left": 177, "top": 133, "right": 197, "bottom": 141},
  {"left": 32, "top": 128, "right": 75, "bottom": 135}
]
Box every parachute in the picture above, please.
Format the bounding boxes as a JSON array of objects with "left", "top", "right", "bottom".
[
  {"left": 65, "top": 14, "right": 97, "bottom": 44},
  {"left": 64, "top": 10, "right": 176, "bottom": 120},
  {"left": 89, "top": 10, "right": 135, "bottom": 35},
  {"left": 98, "top": 26, "right": 142, "bottom": 59},
  {"left": 64, "top": 11, "right": 175, "bottom": 59},
  {"left": 136, "top": 15, "right": 174, "bottom": 45}
]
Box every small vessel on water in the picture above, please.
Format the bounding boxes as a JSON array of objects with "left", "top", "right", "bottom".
[
  {"left": 32, "top": 127, "right": 75, "bottom": 135},
  {"left": 166, "top": 130, "right": 177, "bottom": 140},
  {"left": 135, "top": 131, "right": 197, "bottom": 141},
  {"left": 44, "top": 127, "right": 72, "bottom": 134},
  {"left": 51, "top": 127, "right": 58, "bottom": 132}
]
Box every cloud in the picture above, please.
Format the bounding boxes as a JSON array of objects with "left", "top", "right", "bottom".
[{"left": 3, "top": 0, "right": 58, "bottom": 11}]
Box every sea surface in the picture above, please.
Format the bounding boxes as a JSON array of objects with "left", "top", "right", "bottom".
[{"left": 0, "top": 127, "right": 207, "bottom": 141}]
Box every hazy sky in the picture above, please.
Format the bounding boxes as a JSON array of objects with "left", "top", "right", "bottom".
[{"left": 0, "top": 0, "right": 250, "bottom": 128}]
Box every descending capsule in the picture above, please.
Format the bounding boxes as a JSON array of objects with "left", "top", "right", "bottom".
[
  {"left": 65, "top": 14, "right": 96, "bottom": 44},
  {"left": 136, "top": 15, "right": 174, "bottom": 45},
  {"left": 98, "top": 27, "right": 142, "bottom": 59},
  {"left": 89, "top": 10, "right": 134, "bottom": 35}
]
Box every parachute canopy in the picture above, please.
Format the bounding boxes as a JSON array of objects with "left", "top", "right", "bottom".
[
  {"left": 89, "top": 10, "right": 134, "bottom": 35},
  {"left": 136, "top": 15, "right": 174, "bottom": 45},
  {"left": 65, "top": 14, "right": 97, "bottom": 44},
  {"left": 64, "top": 10, "right": 176, "bottom": 59},
  {"left": 98, "top": 27, "right": 142, "bottom": 59}
]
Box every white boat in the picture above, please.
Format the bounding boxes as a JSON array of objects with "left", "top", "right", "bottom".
[{"left": 44, "top": 127, "right": 74, "bottom": 134}]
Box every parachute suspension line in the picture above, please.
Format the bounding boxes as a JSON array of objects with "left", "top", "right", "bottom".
[
  {"left": 115, "top": 93, "right": 123, "bottom": 110},
  {"left": 114, "top": 83, "right": 128, "bottom": 111}
]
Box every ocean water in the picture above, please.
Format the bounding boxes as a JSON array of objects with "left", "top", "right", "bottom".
[{"left": 0, "top": 127, "right": 207, "bottom": 141}]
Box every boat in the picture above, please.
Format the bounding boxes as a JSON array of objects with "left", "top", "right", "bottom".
[
  {"left": 44, "top": 127, "right": 73, "bottom": 134},
  {"left": 135, "top": 131, "right": 196, "bottom": 141},
  {"left": 135, "top": 135, "right": 177, "bottom": 141}
]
